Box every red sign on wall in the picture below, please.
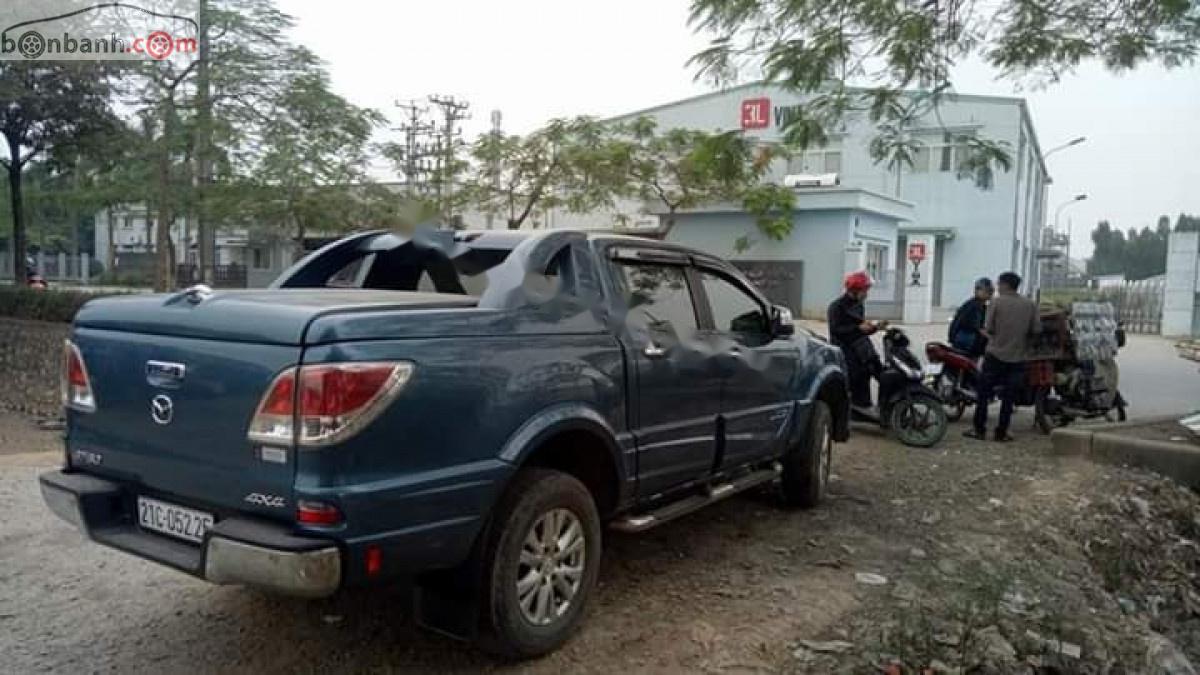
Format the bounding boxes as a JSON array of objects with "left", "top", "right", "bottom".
[
  {"left": 907, "top": 242, "right": 927, "bottom": 262},
  {"left": 740, "top": 98, "right": 770, "bottom": 129}
]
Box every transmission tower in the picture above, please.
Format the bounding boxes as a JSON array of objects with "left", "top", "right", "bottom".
[
  {"left": 392, "top": 99, "right": 439, "bottom": 195},
  {"left": 428, "top": 94, "right": 471, "bottom": 220}
]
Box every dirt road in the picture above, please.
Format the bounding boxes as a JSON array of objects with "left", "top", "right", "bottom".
[{"left": 1, "top": 410, "right": 1197, "bottom": 673}]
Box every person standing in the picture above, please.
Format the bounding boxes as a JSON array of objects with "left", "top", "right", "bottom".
[
  {"left": 966, "top": 272, "right": 1040, "bottom": 442},
  {"left": 828, "top": 271, "right": 888, "bottom": 415},
  {"left": 948, "top": 277, "right": 994, "bottom": 358}
]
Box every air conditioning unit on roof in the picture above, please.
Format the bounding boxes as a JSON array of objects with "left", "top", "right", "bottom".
[{"left": 783, "top": 173, "right": 839, "bottom": 188}]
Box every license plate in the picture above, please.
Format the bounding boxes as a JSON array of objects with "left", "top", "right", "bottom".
[
  {"left": 137, "top": 496, "right": 213, "bottom": 544},
  {"left": 923, "top": 363, "right": 944, "bottom": 377}
]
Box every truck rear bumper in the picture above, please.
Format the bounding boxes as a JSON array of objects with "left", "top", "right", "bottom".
[{"left": 39, "top": 470, "right": 341, "bottom": 598}]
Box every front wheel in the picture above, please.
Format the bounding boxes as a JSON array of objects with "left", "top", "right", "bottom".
[
  {"left": 1033, "top": 387, "right": 1054, "bottom": 435},
  {"left": 477, "top": 468, "right": 602, "bottom": 659},
  {"left": 780, "top": 400, "right": 833, "bottom": 508},
  {"left": 889, "top": 392, "right": 948, "bottom": 447}
]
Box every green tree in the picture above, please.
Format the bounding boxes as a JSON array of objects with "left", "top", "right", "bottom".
[
  {"left": 1088, "top": 220, "right": 1126, "bottom": 276},
  {"left": 0, "top": 62, "right": 115, "bottom": 278},
  {"left": 249, "top": 61, "right": 384, "bottom": 260},
  {"left": 1087, "top": 218, "right": 1171, "bottom": 280},
  {"left": 1176, "top": 213, "right": 1200, "bottom": 233},
  {"left": 464, "top": 117, "right": 625, "bottom": 230},
  {"left": 613, "top": 116, "right": 794, "bottom": 249},
  {"left": 687, "top": 0, "right": 1198, "bottom": 181}
]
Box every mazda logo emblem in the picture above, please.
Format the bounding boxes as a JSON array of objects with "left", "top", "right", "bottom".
[{"left": 150, "top": 394, "right": 174, "bottom": 425}]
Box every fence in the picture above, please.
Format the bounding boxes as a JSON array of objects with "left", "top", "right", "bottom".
[
  {"left": 1099, "top": 278, "right": 1166, "bottom": 334},
  {"left": 0, "top": 251, "right": 95, "bottom": 284},
  {"left": 176, "top": 264, "right": 247, "bottom": 289},
  {"left": 1041, "top": 278, "right": 1166, "bottom": 334}
]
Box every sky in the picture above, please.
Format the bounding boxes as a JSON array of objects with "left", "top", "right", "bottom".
[{"left": 278, "top": 0, "right": 1200, "bottom": 259}]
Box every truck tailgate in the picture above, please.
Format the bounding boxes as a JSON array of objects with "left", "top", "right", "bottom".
[{"left": 67, "top": 327, "right": 299, "bottom": 520}]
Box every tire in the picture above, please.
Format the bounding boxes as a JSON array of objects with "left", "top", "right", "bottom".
[
  {"left": 936, "top": 372, "right": 967, "bottom": 422},
  {"left": 476, "top": 469, "right": 602, "bottom": 659},
  {"left": 1033, "top": 387, "right": 1053, "bottom": 435},
  {"left": 1115, "top": 392, "right": 1128, "bottom": 422},
  {"left": 946, "top": 399, "right": 967, "bottom": 422},
  {"left": 889, "top": 392, "right": 948, "bottom": 447},
  {"left": 780, "top": 400, "right": 833, "bottom": 509}
]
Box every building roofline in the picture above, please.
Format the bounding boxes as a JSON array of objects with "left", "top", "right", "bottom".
[
  {"left": 661, "top": 185, "right": 915, "bottom": 220},
  {"left": 604, "top": 81, "right": 1032, "bottom": 124}
]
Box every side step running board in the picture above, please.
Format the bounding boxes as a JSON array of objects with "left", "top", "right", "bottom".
[{"left": 610, "top": 463, "right": 781, "bottom": 533}]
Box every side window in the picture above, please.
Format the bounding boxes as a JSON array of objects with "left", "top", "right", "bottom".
[
  {"left": 615, "top": 262, "right": 698, "bottom": 339},
  {"left": 700, "top": 270, "right": 768, "bottom": 334},
  {"left": 327, "top": 254, "right": 374, "bottom": 288}
]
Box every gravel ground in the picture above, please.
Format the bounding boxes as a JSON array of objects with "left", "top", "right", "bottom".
[{"left": 1, "top": 409, "right": 1198, "bottom": 673}]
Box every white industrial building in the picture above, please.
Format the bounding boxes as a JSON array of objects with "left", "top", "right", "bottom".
[{"left": 547, "top": 83, "right": 1051, "bottom": 320}]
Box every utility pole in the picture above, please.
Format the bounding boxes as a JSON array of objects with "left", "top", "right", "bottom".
[
  {"left": 195, "top": 0, "right": 215, "bottom": 281},
  {"left": 428, "top": 95, "right": 470, "bottom": 223},
  {"left": 486, "top": 109, "right": 502, "bottom": 229},
  {"left": 391, "top": 99, "right": 438, "bottom": 196}
]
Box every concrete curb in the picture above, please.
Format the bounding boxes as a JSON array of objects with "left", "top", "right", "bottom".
[{"left": 1050, "top": 415, "right": 1200, "bottom": 489}]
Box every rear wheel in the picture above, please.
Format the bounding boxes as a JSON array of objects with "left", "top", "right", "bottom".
[
  {"left": 780, "top": 401, "right": 833, "bottom": 508},
  {"left": 477, "top": 469, "right": 601, "bottom": 659},
  {"left": 1114, "top": 392, "right": 1128, "bottom": 422},
  {"left": 890, "top": 393, "right": 948, "bottom": 447}
]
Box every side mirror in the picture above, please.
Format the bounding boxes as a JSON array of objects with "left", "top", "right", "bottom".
[{"left": 771, "top": 305, "right": 795, "bottom": 337}]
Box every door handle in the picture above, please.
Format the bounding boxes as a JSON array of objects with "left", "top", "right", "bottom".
[{"left": 644, "top": 342, "right": 667, "bottom": 358}]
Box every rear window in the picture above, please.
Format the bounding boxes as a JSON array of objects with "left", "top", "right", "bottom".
[{"left": 322, "top": 246, "right": 511, "bottom": 296}]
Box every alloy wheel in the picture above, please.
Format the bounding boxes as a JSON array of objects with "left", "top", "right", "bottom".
[{"left": 516, "top": 508, "right": 586, "bottom": 626}]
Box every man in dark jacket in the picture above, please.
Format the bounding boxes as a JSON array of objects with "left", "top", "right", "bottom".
[
  {"left": 966, "top": 271, "right": 1040, "bottom": 442},
  {"left": 828, "top": 271, "right": 887, "bottom": 414},
  {"left": 948, "top": 277, "right": 994, "bottom": 357}
]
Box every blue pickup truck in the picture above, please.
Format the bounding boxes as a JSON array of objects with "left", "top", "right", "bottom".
[{"left": 41, "top": 229, "right": 849, "bottom": 657}]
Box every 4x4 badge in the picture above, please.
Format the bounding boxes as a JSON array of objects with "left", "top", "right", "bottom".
[{"left": 244, "top": 493, "right": 285, "bottom": 508}]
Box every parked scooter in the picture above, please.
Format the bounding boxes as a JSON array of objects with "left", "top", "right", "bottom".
[
  {"left": 851, "top": 326, "right": 949, "bottom": 447},
  {"left": 925, "top": 313, "right": 1128, "bottom": 434},
  {"left": 25, "top": 257, "right": 47, "bottom": 290}
]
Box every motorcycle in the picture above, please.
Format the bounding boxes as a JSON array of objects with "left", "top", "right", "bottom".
[
  {"left": 925, "top": 308, "right": 1128, "bottom": 434},
  {"left": 851, "top": 326, "right": 949, "bottom": 447},
  {"left": 25, "top": 257, "right": 47, "bottom": 290}
]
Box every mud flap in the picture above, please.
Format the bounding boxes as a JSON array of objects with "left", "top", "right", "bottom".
[{"left": 413, "top": 567, "right": 480, "bottom": 641}]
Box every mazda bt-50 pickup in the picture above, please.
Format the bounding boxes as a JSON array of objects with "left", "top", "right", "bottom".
[{"left": 41, "top": 228, "right": 848, "bottom": 657}]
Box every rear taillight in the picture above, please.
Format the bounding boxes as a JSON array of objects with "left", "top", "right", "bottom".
[
  {"left": 247, "top": 361, "right": 413, "bottom": 447},
  {"left": 296, "top": 500, "right": 343, "bottom": 526},
  {"left": 62, "top": 340, "right": 96, "bottom": 413}
]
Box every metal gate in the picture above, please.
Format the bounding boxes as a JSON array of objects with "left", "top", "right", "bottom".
[{"left": 1098, "top": 277, "right": 1165, "bottom": 334}]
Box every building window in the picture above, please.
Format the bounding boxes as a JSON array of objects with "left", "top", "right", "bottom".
[
  {"left": 787, "top": 149, "right": 843, "bottom": 175},
  {"left": 865, "top": 243, "right": 888, "bottom": 283},
  {"left": 823, "top": 151, "right": 842, "bottom": 174},
  {"left": 939, "top": 135, "right": 953, "bottom": 172},
  {"left": 123, "top": 216, "right": 134, "bottom": 230},
  {"left": 252, "top": 247, "right": 270, "bottom": 269},
  {"left": 954, "top": 139, "right": 973, "bottom": 172},
  {"left": 911, "top": 147, "right": 931, "bottom": 172}
]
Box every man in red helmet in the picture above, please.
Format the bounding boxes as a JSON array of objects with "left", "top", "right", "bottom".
[{"left": 828, "top": 271, "right": 888, "bottom": 414}]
